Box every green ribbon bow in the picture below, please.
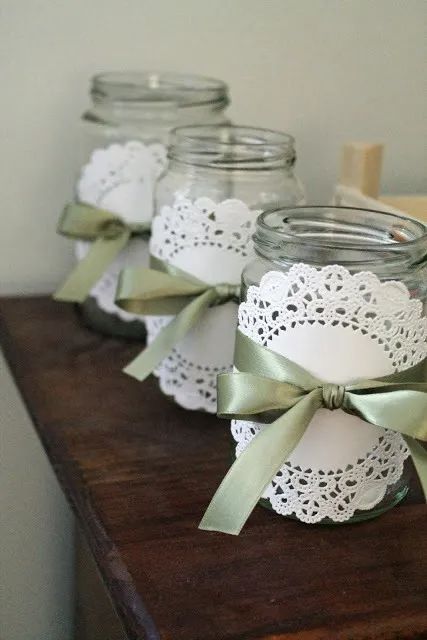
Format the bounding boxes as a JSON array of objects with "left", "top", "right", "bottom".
[
  {"left": 199, "top": 331, "right": 427, "bottom": 535},
  {"left": 54, "top": 202, "right": 150, "bottom": 303},
  {"left": 115, "top": 257, "right": 240, "bottom": 381}
]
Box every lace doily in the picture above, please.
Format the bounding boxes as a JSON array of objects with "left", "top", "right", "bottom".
[
  {"left": 150, "top": 196, "right": 255, "bottom": 263},
  {"left": 146, "top": 307, "right": 238, "bottom": 411},
  {"left": 146, "top": 195, "right": 260, "bottom": 412},
  {"left": 234, "top": 264, "right": 426, "bottom": 523},
  {"left": 78, "top": 141, "right": 166, "bottom": 224},
  {"left": 75, "top": 140, "right": 167, "bottom": 320}
]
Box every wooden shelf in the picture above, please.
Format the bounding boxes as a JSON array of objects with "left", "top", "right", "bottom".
[{"left": 1, "top": 297, "right": 426, "bottom": 640}]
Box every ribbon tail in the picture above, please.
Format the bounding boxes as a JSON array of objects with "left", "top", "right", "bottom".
[
  {"left": 199, "top": 390, "right": 322, "bottom": 535},
  {"left": 123, "top": 288, "right": 217, "bottom": 382},
  {"left": 53, "top": 230, "right": 131, "bottom": 303},
  {"left": 404, "top": 437, "right": 427, "bottom": 501}
]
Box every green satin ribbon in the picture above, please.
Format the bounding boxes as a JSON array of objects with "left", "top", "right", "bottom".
[
  {"left": 115, "top": 256, "right": 240, "bottom": 381},
  {"left": 199, "top": 331, "right": 427, "bottom": 535},
  {"left": 53, "top": 202, "right": 150, "bottom": 303}
]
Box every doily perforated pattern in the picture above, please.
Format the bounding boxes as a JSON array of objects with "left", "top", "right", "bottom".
[
  {"left": 145, "top": 315, "right": 229, "bottom": 411},
  {"left": 150, "top": 196, "right": 256, "bottom": 261},
  {"left": 146, "top": 196, "right": 259, "bottom": 412},
  {"left": 75, "top": 140, "right": 167, "bottom": 319},
  {"left": 78, "top": 141, "right": 166, "bottom": 221},
  {"left": 239, "top": 264, "right": 426, "bottom": 371},
  {"left": 233, "top": 264, "right": 426, "bottom": 523},
  {"left": 231, "top": 421, "right": 408, "bottom": 522}
]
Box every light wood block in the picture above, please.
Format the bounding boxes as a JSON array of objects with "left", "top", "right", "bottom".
[
  {"left": 380, "top": 195, "right": 427, "bottom": 222},
  {"left": 340, "top": 142, "right": 384, "bottom": 198}
]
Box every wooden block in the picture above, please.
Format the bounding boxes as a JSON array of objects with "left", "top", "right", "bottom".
[
  {"left": 340, "top": 142, "right": 384, "bottom": 198},
  {"left": 380, "top": 195, "right": 427, "bottom": 222}
]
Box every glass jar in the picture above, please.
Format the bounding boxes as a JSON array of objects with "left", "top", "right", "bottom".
[
  {"left": 71, "top": 72, "right": 230, "bottom": 338},
  {"left": 146, "top": 125, "right": 305, "bottom": 411},
  {"left": 236, "top": 206, "right": 427, "bottom": 524}
]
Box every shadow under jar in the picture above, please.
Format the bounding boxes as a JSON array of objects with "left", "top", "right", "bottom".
[
  {"left": 236, "top": 206, "right": 427, "bottom": 524},
  {"left": 146, "top": 125, "right": 306, "bottom": 412},
  {"left": 73, "top": 72, "right": 230, "bottom": 338}
]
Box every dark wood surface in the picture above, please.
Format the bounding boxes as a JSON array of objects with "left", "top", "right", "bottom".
[{"left": 1, "top": 297, "right": 426, "bottom": 640}]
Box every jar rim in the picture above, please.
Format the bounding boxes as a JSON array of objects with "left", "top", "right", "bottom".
[
  {"left": 171, "top": 124, "right": 295, "bottom": 146},
  {"left": 256, "top": 206, "right": 427, "bottom": 254},
  {"left": 168, "top": 125, "right": 296, "bottom": 169},
  {"left": 91, "top": 71, "right": 229, "bottom": 108}
]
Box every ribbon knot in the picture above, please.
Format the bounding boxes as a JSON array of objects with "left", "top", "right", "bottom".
[
  {"left": 116, "top": 257, "right": 241, "bottom": 381},
  {"left": 321, "top": 383, "right": 346, "bottom": 410},
  {"left": 214, "top": 283, "right": 241, "bottom": 304},
  {"left": 99, "top": 218, "right": 127, "bottom": 239}
]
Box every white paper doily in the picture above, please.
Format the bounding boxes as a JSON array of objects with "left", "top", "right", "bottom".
[
  {"left": 233, "top": 264, "right": 427, "bottom": 523},
  {"left": 75, "top": 140, "right": 167, "bottom": 320},
  {"left": 145, "top": 195, "right": 260, "bottom": 412}
]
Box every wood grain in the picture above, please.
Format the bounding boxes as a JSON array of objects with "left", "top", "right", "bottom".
[{"left": 1, "top": 297, "right": 426, "bottom": 640}]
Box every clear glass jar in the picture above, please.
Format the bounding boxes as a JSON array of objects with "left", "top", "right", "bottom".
[
  {"left": 236, "top": 206, "right": 427, "bottom": 524},
  {"left": 146, "top": 125, "right": 305, "bottom": 412},
  {"left": 72, "top": 72, "right": 230, "bottom": 338}
]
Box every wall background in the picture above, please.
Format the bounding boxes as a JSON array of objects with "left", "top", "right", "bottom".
[
  {"left": 0, "top": 354, "right": 75, "bottom": 640},
  {"left": 0, "top": 0, "right": 426, "bottom": 295}
]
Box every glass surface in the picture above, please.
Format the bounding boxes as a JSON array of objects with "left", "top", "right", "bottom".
[
  {"left": 76, "top": 72, "right": 230, "bottom": 337},
  {"left": 244, "top": 205, "right": 427, "bottom": 292},
  {"left": 149, "top": 125, "right": 305, "bottom": 412},
  {"left": 80, "top": 72, "right": 230, "bottom": 181},
  {"left": 156, "top": 125, "right": 305, "bottom": 212},
  {"left": 241, "top": 205, "right": 427, "bottom": 523}
]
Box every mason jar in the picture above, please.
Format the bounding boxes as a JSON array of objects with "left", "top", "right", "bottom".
[
  {"left": 234, "top": 206, "right": 427, "bottom": 525},
  {"left": 145, "top": 125, "right": 305, "bottom": 411},
  {"left": 66, "top": 72, "right": 230, "bottom": 338}
]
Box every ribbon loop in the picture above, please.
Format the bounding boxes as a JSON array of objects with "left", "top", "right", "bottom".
[
  {"left": 99, "top": 218, "right": 127, "bottom": 239},
  {"left": 54, "top": 202, "right": 150, "bottom": 303},
  {"left": 214, "top": 283, "right": 241, "bottom": 304},
  {"left": 199, "top": 331, "right": 427, "bottom": 535},
  {"left": 117, "top": 258, "right": 241, "bottom": 382},
  {"left": 321, "top": 383, "right": 346, "bottom": 410}
]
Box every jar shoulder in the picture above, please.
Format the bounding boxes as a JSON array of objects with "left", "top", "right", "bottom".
[{"left": 155, "top": 165, "right": 306, "bottom": 211}]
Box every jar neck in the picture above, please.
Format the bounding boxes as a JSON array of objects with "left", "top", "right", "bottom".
[
  {"left": 168, "top": 125, "right": 297, "bottom": 171},
  {"left": 87, "top": 71, "right": 229, "bottom": 126},
  {"left": 254, "top": 206, "right": 427, "bottom": 276},
  {"left": 166, "top": 158, "right": 296, "bottom": 178}
]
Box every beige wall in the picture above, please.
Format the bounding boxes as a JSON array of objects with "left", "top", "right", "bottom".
[{"left": 0, "top": 0, "right": 426, "bottom": 295}]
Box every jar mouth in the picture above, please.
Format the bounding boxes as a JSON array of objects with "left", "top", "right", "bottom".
[
  {"left": 91, "top": 71, "right": 229, "bottom": 108},
  {"left": 168, "top": 125, "right": 296, "bottom": 169},
  {"left": 257, "top": 206, "right": 427, "bottom": 249},
  {"left": 255, "top": 206, "right": 427, "bottom": 269}
]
